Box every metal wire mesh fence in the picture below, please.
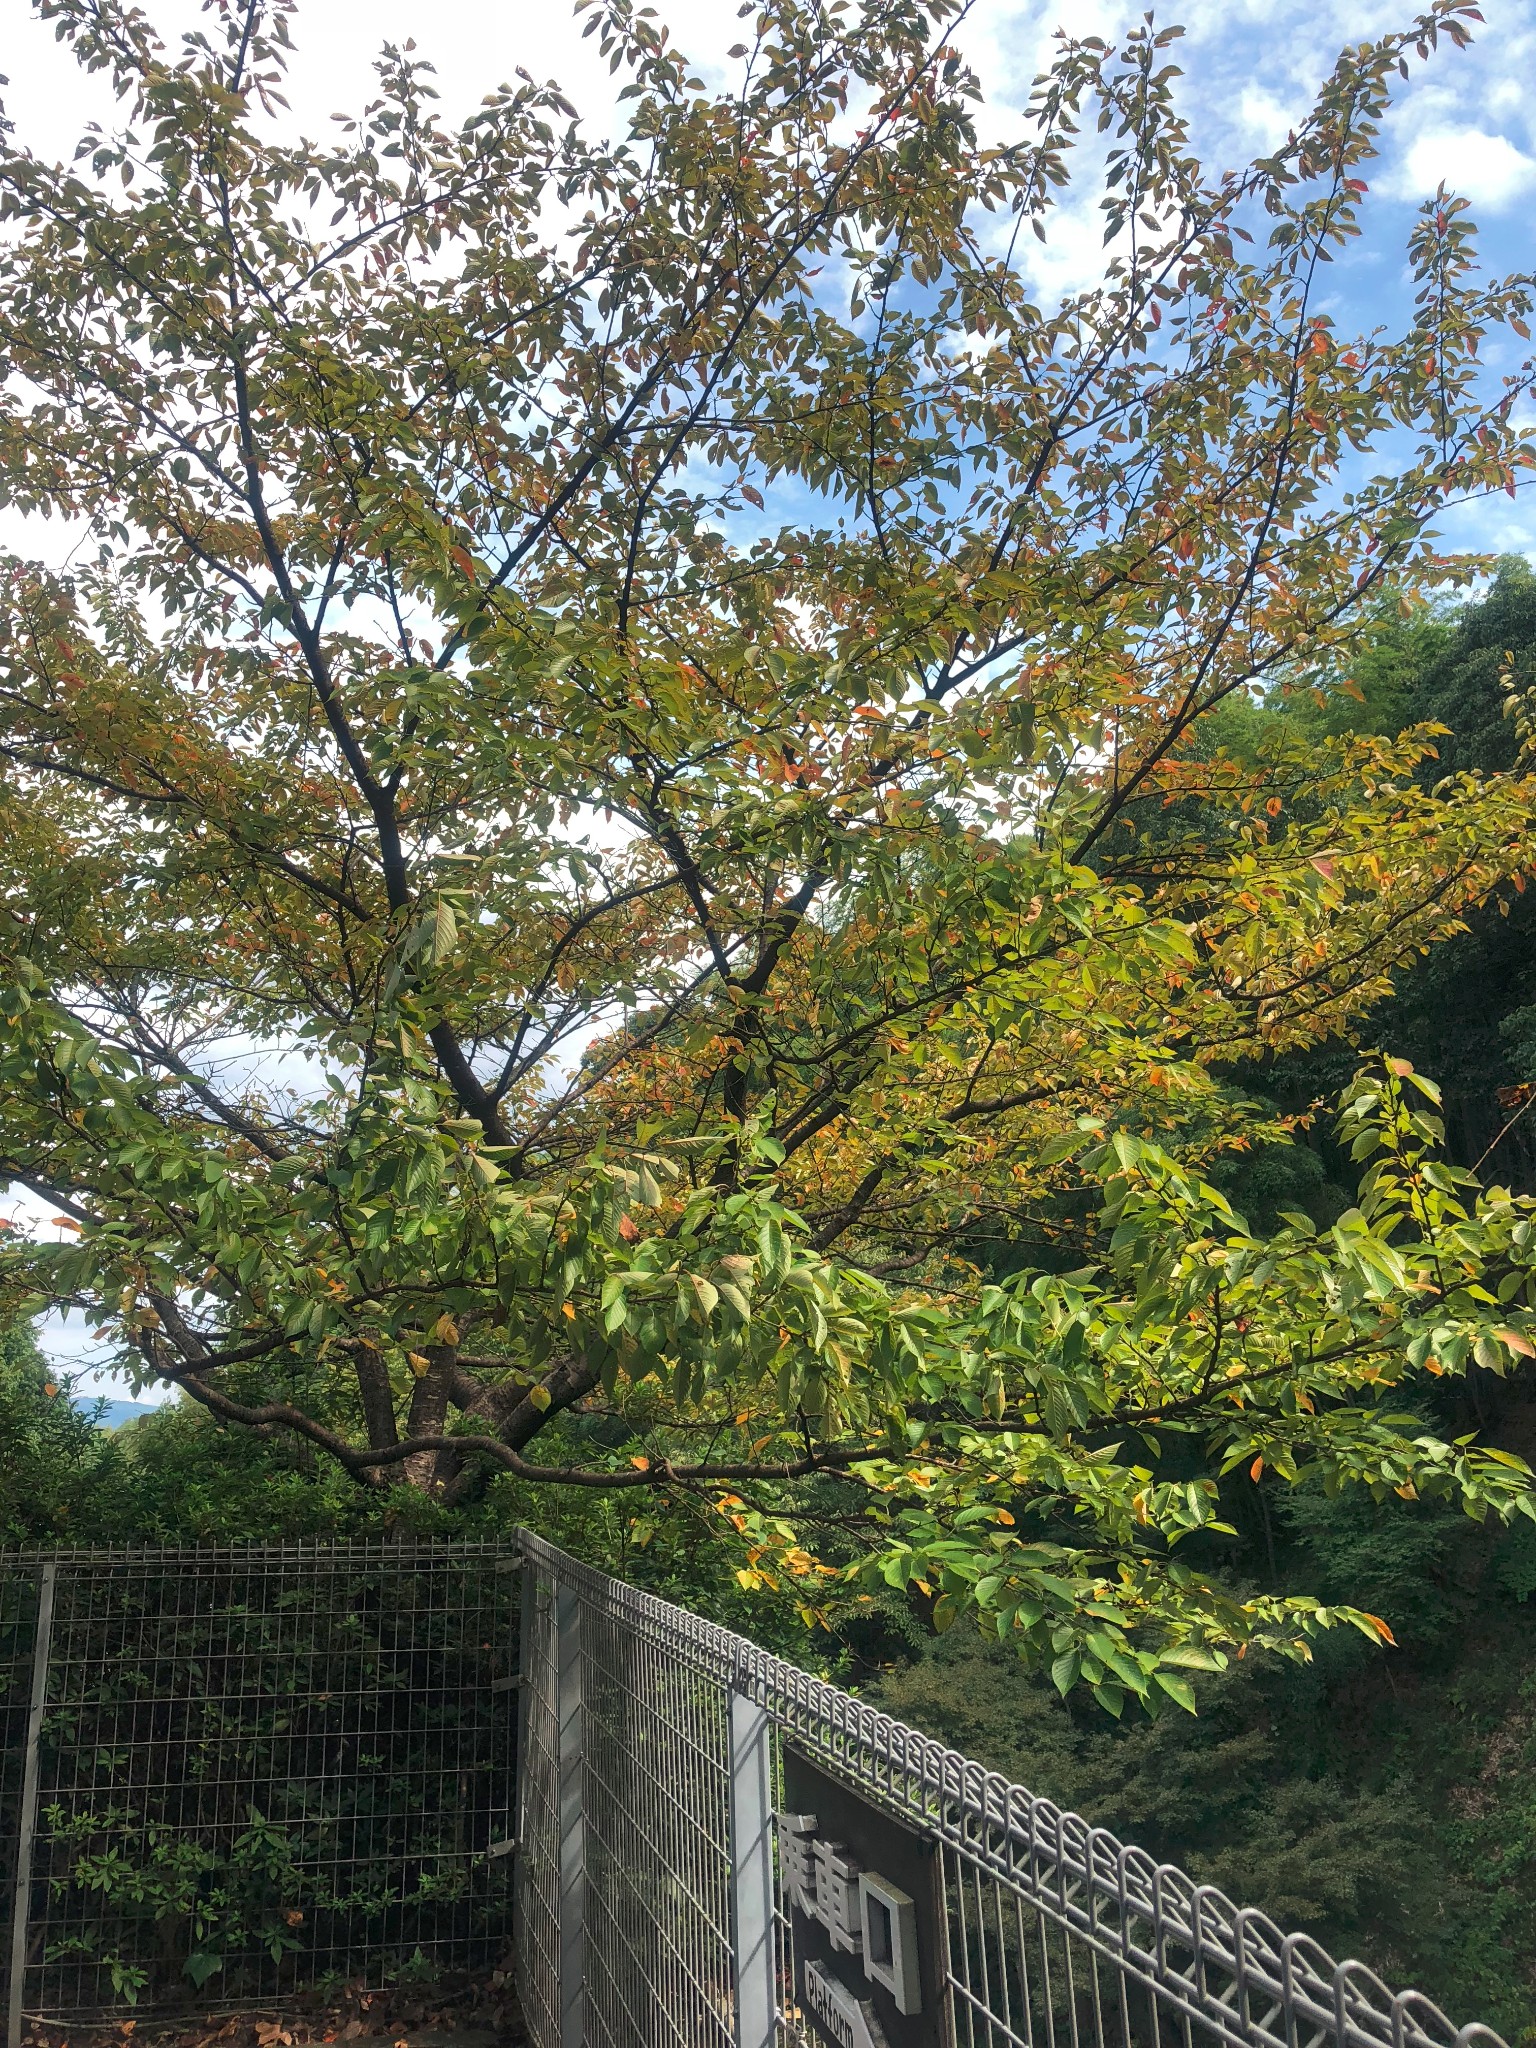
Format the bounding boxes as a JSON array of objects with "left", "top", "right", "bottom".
[
  {"left": 0, "top": 1541, "right": 520, "bottom": 2038},
  {"left": 0, "top": 1568, "right": 44, "bottom": 2044},
  {"left": 514, "top": 1531, "right": 1509, "bottom": 2048},
  {"left": 1, "top": 1533, "right": 1515, "bottom": 2048},
  {"left": 517, "top": 1559, "right": 738, "bottom": 2048}
]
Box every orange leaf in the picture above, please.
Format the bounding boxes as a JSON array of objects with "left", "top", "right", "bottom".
[
  {"left": 1249, "top": 1456, "right": 1264, "bottom": 1481},
  {"left": 1362, "top": 1612, "right": 1397, "bottom": 1646}
]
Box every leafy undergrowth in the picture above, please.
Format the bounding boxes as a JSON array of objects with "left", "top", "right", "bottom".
[{"left": 19, "top": 1972, "right": 526, "bottom": 2048}]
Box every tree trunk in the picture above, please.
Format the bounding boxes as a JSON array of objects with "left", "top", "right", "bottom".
[
  {"left": 354, "top": 1344, "right": 400, "bottom": 1457},
  {"left": 402, "top": 1347, "right": 457, "bottom": 1494}
]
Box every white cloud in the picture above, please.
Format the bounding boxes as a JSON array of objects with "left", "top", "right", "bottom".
[
  {"left": 1235, "top": 87, "right": 1302, "bottom": 152},
  {"left": 1401, "top": 126, "right": 1536, "bottom": 209},
  {"left": 1485, "top": 76, "right": 1529, "bottom": 118},
  {"left": 2, "top": 0, "right": 734, "bottom": 167}
]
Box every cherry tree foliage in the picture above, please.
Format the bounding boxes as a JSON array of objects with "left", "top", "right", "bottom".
[{"left": 2, "top": 0, "right": 1535, "bottom": 1706}]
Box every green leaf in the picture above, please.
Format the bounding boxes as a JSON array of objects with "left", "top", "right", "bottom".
[
  {"left": 414, "top": 897, "right": 458, "bottom": 966},
  {"left": 1153, "top": 1670, "right": 1198, "bottom": 1714}
]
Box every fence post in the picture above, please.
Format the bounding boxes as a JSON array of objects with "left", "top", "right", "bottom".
[
  {"left": 7, "top": 1560, "right": 57, "bottom": 2048},
  {"left": 511, "top": 1560, "right": 537, "bottom": 1955},
  {"left": 553, "top": 1583, "right": 585, "bottom": 2048},
  {"left": 729, "top": 1686, "right": 776, "bottom": 2048}
]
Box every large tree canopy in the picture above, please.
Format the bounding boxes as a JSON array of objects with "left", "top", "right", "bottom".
[{"left": 4, "top": 0, "right": 1536, "bottom": 1711}]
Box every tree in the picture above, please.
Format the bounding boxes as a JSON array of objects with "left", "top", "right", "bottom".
[
  {"left": 0, "top": 1317, "right": 132, "bottom": 1543},
  {"left": 3, "top": 0, "right": 1536, "bottom": 1709},
  {"left": 1201, "top": 560, "right": 1536, "bottom": 1197}
]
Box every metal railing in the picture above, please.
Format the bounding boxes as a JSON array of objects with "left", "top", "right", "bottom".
[
  {"left": 515, "top": 1532, "right": 1506, "bottom": 2048},
  {"left": 1, "top": 1541, "right": 520, "bottom": 2040},
  {"left": 1, "top": 1535, "right": 1509, "bottom": 2048}
]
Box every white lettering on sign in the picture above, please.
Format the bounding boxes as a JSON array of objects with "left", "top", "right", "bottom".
[
  {"left": 779, "top": 1810, "right": 820, "bottom": 1918},
  {"left": 860, "top": 1871, "right": 921, "bottom": 2015},
  {"left": 813, "top": 1836, "right": 864, "bottom": 1955},
  {"left": 776, "top": 1810, "right": 923, "bottom": 2016},
  {"left": 805, "top": 1959, "right": 889, "bottom": 2048}
]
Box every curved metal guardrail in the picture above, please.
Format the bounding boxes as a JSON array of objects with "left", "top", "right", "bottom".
[{"left": 514, "top": 1532, "right": 1505, "bottom": 2048}]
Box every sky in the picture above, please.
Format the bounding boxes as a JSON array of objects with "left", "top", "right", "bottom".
[
  {"left": 2, "top": 0, "right": 1534, "bottom": 1399},
  {"left": 5, "top": 0, "right": 1534, "bottom": 298}
]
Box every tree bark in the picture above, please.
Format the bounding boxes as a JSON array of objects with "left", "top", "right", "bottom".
[
  {"left": 354, "top": 1344, "right": 400, "bottom": 1456},
  {"left": 401, "top": 1347, "right": 457, "bottom": 1493}
]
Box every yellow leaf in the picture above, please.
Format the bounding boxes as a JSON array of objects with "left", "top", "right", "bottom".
[
  {"left": 561, "top": 1302, "right": 576, "bottom": 1321},
  {"left": 528, "top": 1384, "right": 551, "bottom": 1411},
  {"left": 406, "top": 1352, "right": 430, "bottom": 1376}
]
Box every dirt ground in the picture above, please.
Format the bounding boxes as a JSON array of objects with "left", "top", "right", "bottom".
[{"left": 20, "top": 1972, "right": 527, "bottom": 2048}]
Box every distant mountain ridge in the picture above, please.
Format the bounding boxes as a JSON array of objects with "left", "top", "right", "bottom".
[{"left": 80, "top": 1397, "right": 158, "bottom": 1430}]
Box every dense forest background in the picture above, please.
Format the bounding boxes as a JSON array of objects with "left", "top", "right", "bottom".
[{"left": 9, "top": 564, "right": 1536, "bottom": 2039}]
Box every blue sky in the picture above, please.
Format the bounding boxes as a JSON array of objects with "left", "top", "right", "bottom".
[
  {"left": 5, "top": 0, "right": 1532, "bottom": 548},
  {"left": 3, "top": 0, "right": 1533, "bottom": 1397}
]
